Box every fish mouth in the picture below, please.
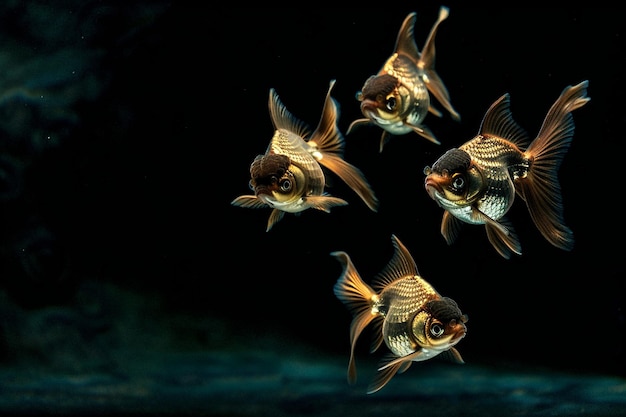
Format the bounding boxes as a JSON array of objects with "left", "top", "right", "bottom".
[
  {"left": 361, "top": 101, "right": 393, "bottom": 123},
  {"left": 256, "top": 192, "right": 277, "bottom": 208},
  {"left": 424, "top": 177, "right": 443, "bottom": 200}
]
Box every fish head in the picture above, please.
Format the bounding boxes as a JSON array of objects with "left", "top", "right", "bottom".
[
  {"left": 356, "top": 74, "right": 410, "bottom": 128},
  {"left": 412, "top": 296, "right": 468, "bottom": 351},
  {"left": 248, "top": 153, "right": 306, "bottom": 208},
  {"left": 423, "top": 148, "right": 484, "bottom": 209}
]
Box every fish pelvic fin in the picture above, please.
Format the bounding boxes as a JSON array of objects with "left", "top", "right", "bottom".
[
  {"left": 332, "top": 250, "right": 379, "bottom": 385},
  {"left": 317, "top": 154, "right": 379, "bottom": 212},
  {"left": 485, "top": 216, "right": 522, "bottom": 259},
  {"left": 266, "top": 209, "right": 285, "bottom": 232},
  {"left": 523, "top": 80, "right": 589, "bottom": 251}
]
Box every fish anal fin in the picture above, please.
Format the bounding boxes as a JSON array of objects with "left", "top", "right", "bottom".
[
  {"left": 367, "top": 357, "right": 410, "bottom": 395},
  {"left": 408, "top": 123, "right": 441, "bottom": 145},
  {"left": 485, "top": 218, "right": 522, "bottom": 259}
]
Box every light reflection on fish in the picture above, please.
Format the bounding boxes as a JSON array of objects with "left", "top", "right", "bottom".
[
  {"left": 424, "top": 81, "right": 590, "bottom": 258},
  {"left": 348, "top": 6, "right": 461, "bottom": 152},
  {"left": 231, "top": 80, "right": 378, "bottom": 231},
  {"left": 332, "top": 234, "right": 468, "bottom": 394}
]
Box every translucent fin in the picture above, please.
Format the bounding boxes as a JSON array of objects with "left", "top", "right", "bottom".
[{"left": 522, "top": 80, "right": 589, "bottom": 251}]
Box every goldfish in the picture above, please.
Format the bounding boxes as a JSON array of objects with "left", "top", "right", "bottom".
[
  {"left": 332, "top": 234, "right": 468, "bottom": 394},
  {"left": 231, "top": 80, "right": 379, "bottom": 231},
  {"left": 423, "top": 80, "right": 590, "bottom": 259},
  {"left": 347, "top": 6, "right": 461, "bottom": 153}
]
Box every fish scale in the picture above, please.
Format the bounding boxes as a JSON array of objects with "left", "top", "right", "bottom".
[{"left": 270, "top": 128, "right": 326, "bottom": 195}]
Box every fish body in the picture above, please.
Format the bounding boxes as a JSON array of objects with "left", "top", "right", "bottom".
[
  {"left": 348, "top": 6, "right": 461, "bottom": 152},
  {"left": 423, "top": 80, "right": 590, "bottom": 258},
  {"left": 232, "top": 80, "right": 378, "bottom": 231},
  {"left": 332, "top": 235, "right": 468, "bottom": 394}
]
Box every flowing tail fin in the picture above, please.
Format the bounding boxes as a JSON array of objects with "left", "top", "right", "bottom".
[
  {"left": 332, "top": 251, "right": 380, "bottom": 385},
  {"left": 419, "top": 6, "right": 461, "bottom": 122},
  {"left": 519, "top": 80, "right": 590, "bottom": 250}
]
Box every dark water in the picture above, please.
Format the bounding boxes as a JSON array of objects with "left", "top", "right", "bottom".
[{"left": 0, "top": 4, "right": 623, "bottom": 416}]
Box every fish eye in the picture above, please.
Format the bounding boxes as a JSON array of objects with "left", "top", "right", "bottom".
[
  {"left": 279, "top": 178, "right": 292, "bottom": 192},
  {"left": 429, "top": 322, "right": 445, "bottom": 338},
  {"left": 385, "top": 95, "right": 397, "bottom": 111},
  {"left": 451, "top": 174, "right": 465, "bottom": 192},
  {"left": 355, "top": 91, "right": 363, "bottom": 101},
  {"left": 248, "top": 180, "right": 255, "bottom": 191}
]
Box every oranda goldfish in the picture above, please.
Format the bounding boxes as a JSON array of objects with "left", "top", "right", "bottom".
[
  {"left": 332, "top": 234, "right": 468, "bottom": 394},
  {"left": 348, "top": 6, "right": 461, "bottom": 152},
  {"left": 424, "top": 80, "right": 590, "bottom": 258},
  {"left": 232, "top": 80, "right": 379, "bottom": 231}
]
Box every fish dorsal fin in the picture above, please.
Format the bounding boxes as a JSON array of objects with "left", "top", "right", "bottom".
[
  {"left": 478, "top": 93, "right": 530, "bottom": 149},
  {"left": 372, "top": 235, "right": 419, "bottom": 291},
  {"left": 394, "top": 12, "right": 420, "bottom": 60},
  {"left": 268, "top": 87, "right": 312, "bottom": 143}
]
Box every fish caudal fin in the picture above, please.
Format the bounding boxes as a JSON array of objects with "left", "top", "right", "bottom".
[
  {"left": 522, "top": 80, "right": 590, "bottom": 251},
  {"left": 319, "top": 154, "right": 379, "bottom": 212},
  {"left": 419, "top": 6, "right": 461, "bottom": 122},
  {"left": 332, "top": 250, "right": 379, "bottom": 385}
]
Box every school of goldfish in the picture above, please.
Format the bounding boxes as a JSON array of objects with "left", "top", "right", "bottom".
[{"left": 231, "top": 6, "right": 590, "bottom": 394}]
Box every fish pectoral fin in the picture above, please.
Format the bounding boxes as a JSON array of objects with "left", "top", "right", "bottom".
[
  {"left": 305, "top": 195, "right": 349, "bottom": 213},
  {"left": 485, "top": 217, "right": 522, "bottom": 259},
  {"left": 441, "top": 211, "right": 463, "bottom": 245},
  {"left": 346, "top": 118, "right": 371, "bottom": 135},
  {"left": 266, "top": 209, "right": 285, "bottom": 232},
  {"left": 316, "top": 154, "right": 379, "bottom": 212},
  {"left": 231, "top": 195, "right": 267, "bottom": 209},
  {"left": 407, "top": 123, "right": 441, "bottom": 145}
]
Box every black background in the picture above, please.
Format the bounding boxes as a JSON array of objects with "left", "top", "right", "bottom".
[{"left": 1, "top": 6, "right": 624, "bottom": 378}]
